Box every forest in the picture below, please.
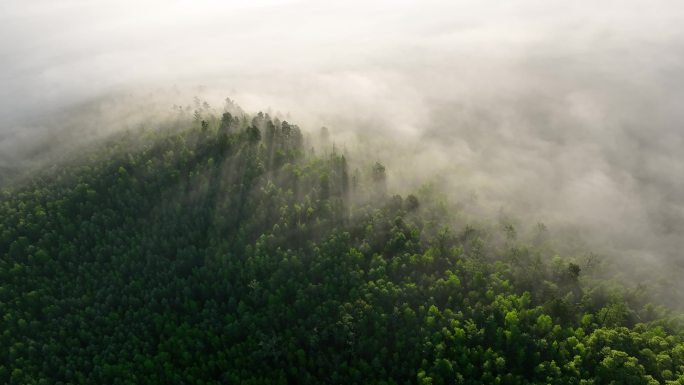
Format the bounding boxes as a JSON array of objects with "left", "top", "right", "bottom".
[{"left": 2, "top": 106, "right": 684, "bottom": 385}]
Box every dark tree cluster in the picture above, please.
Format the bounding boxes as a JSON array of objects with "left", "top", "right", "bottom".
[{"left": 1, "top": 109, "right": 683, "bottom": 385}]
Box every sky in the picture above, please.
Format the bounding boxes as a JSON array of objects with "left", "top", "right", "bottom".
[{"left": 1, "top": 0, "right": 684, "bottom": 300}]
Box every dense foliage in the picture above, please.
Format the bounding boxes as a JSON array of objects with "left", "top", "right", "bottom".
[{"left": 2, "top": 108, "right": 684, "bottom": 384}]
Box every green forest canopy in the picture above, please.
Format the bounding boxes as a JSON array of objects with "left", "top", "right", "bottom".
[{"left": 1, "top": 106, "right": 684, "bottom": 384}]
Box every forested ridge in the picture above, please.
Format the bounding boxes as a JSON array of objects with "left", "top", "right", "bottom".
[{"left": 2, "top": 107, "right": 684, "bottom": 385}]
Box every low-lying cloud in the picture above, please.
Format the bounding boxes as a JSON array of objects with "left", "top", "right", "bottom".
[{"left": 2, "top": 0, "right": 684, "bottom": 302}]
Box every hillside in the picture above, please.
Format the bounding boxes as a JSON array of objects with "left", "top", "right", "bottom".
[{"left": 1, "top": 110, "right": 684, "bottom": 385}]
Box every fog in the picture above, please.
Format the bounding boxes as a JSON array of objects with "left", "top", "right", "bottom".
[{"left": 2, "top": 1, "right": 684, "bottom": 302}]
